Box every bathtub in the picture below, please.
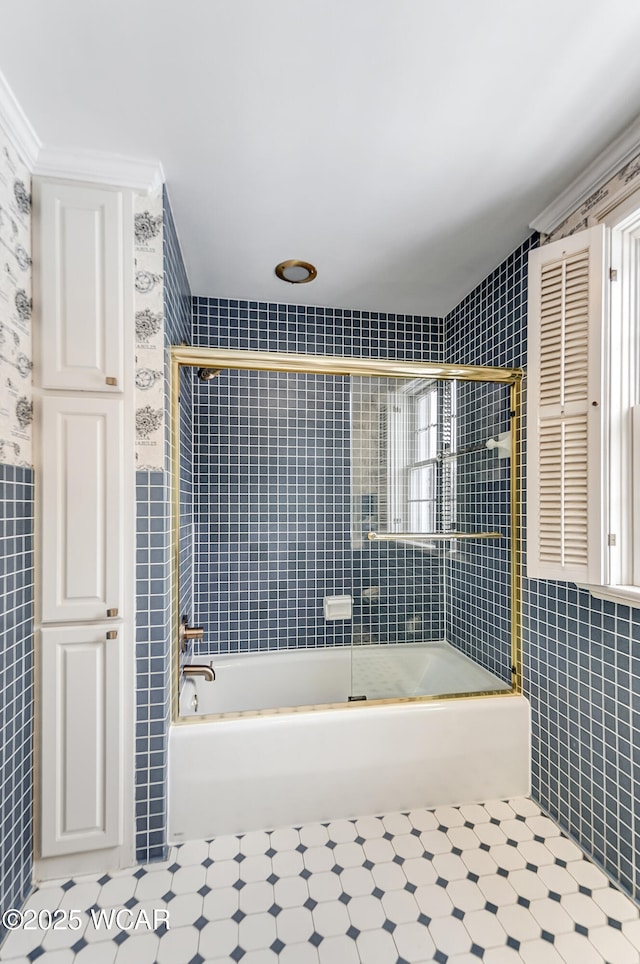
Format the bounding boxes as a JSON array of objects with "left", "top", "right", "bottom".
[
  {"left": 169, "top": 642, "right": 530, "bottom": 840},
  {"left": 178, "top": 641, "right": 511, "bottom": 715}
]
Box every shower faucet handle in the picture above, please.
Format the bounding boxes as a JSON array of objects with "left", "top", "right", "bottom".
[
  {"left": 184, "top": 625, "right": 204, "bottom": 640},
  {"left": 180, "top": 615, "right": 204, "bottom": 652}
]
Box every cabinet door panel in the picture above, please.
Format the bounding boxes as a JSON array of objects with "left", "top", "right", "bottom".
[
  {"left": 40, "top": 624, "right": 123, "bottom": 856},
  {"left": 41, "top": 396, "right": 123, "bottom": 622},
  {"left": 38, "top": 180, "right": 126, "bottom": 392}
]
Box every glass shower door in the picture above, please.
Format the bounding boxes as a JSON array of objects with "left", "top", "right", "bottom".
[
  {"left": 349, "top": 374, "right": 447, "bottom": 701},
  {"left": 349, "top": 375, "right": 513, "bottom": 702}
]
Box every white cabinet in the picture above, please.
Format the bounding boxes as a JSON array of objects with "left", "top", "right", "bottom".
[
  {"left": 40, "top": 395, "right": 124, "bottom": 623},
  {"left": 36, "top": 180, "right": 127, "bottom": 392},
  {"left": 35, "top": 176, "right": 135, "bottom": 874},
  {"left": 40, "top": 624, "right": 124, "bottom": 857}
]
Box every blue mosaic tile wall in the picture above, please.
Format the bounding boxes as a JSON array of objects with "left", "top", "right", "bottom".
[
  {"left": 134, "top": 470, "right": 170, "bottom": 861},
  {"left": 134, "top": 190, "right": 191, "bottom": 862},
  {"left": 445, "top": 233, "right": 640, "bottom": 901},
  {"left": 192, "top": 369, "right": 351, "bottom": 653},
  {"left": 444, "top": 240, "right": 534, "bottom": 680},
  {"left": 352, "top": 544, "right": 444, "bottom": 647},
  {"left": 192, "top": 299, "right": 442, "bottom": 359},
  {"left": 445, "top": 379, "right": 513, "bottom": 682},
  {"left": 178, "top": 365, "right": 194, "bottom": 630},
  {"left": 190, "top": 300, "right": 443, "bottom": 655},
  {"left": 0, "top": 465, "right": 34, "bottom": 938}
]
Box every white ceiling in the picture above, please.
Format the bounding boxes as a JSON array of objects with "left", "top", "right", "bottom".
[{"left": 3, "top": 0, "right": 640, "bottom": 315}]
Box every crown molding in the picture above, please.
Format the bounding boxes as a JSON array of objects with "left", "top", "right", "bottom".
[
  {"left": 34, "top": 146, "right": 165, "bottom": 194},
  {"left": 0, "top": 69, "right": 41, "bottom": 169},
  {"left": 0, "top": 68, "right": 164, "bottom": 191},
  {"left": 530, "top": 115, "right": 640, "bottom": 234}
]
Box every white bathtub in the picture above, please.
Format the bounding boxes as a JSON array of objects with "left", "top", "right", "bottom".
[
  {"left": 178, "top": 641, "right": 511, "bottom": 715},
  {"left": 169, "top": 643, "right": 530, "bottom": 841}
]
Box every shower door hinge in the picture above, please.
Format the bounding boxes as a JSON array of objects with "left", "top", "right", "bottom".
[
  {"left": 608, "top": 533, "right": 617, "bottom": 546},
  {"left": 610, "top": 268, "right": 618, "bottom": 282}
]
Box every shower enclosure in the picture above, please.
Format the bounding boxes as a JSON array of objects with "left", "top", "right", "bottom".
[{"left": 171, "top": 348, "right": 522, "bottom": 719}]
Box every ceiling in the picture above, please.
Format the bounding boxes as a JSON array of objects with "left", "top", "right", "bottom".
[{"left": 3, "top": 1, "right": 640, "bottom": 315}]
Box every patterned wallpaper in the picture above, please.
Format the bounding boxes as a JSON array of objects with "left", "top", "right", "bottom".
[
  {"left": 547, "top": 148, "right": 640, "bottom": 242},
  {"left": 134, "top": 189, "right": 165, "bottom": 471},
  {"left": 1, "top": 127, "right": 169, "bottom": 472},
  {"left": 0, "top": 123, "right": 32, "bottom": 468}
]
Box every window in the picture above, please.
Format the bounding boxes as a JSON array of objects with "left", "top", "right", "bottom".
[
  {"left": 527, "top": 190, "right": 640, "bottom": 603},
  {"left": 384, "top": 379, "right": 457, "bottom": 545},
  {"left": 442, "top": 379, "right": 458, "bottom": 535},
  {"left": 601, "top": 199, "right": 640, "bottom": 600},
  {"left": 407, "top": 386, "right": 438, "bottom": 533}
]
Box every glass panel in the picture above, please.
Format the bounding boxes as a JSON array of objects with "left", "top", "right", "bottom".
[
  {"left": 176, "top": 364, "right": 514, "bottom": 719},
  {"left": 350, "top": 375, "right": 512, "bottom": 703}
]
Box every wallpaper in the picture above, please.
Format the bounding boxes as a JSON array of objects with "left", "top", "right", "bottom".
[
  {"left": 547, "top": 148, "right": 640, "bottom": 242},
  {"left": 0, "top": 122, "right": 32, "bottom": 467},
  {"left": 134, "top": 188, "right": 165, "bottom": 471}
]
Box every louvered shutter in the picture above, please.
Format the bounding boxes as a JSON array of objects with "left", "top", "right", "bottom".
[{"left": 527, "top": 225, "right": 608, "bottom": 583}]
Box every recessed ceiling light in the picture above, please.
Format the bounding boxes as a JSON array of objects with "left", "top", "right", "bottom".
[{"left": 275, "top": 260, "right": 317, "bottom": 284}]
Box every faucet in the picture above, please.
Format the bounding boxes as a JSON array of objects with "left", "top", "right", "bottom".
[
  {"left": 180, "top": 616, "right": 205, "bottom": 653},
  {"left": 183, "top": 663, "right": 215, "bottom": 682}
]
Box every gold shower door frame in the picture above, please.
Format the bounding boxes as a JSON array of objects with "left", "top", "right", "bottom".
[{"left": 170, "top": 347, "right": 523, "bottom": 724}]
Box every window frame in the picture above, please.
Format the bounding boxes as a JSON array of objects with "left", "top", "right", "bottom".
[
  {"left": 386, "top": 379, "right": 440, "bottom": 548},
  {"left": 407, "top": 384, "right": 439, "bottom": 534},
  {"left": 383, "top": 379, "right": 459, "bottom": 550},
  {"left": 582, "top": 189, "right": 640, "bottom": 604}
]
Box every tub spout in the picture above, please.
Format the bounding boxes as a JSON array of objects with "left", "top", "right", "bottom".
[{"left": 183, "top": 663, "right": 216, "bottom": 682}]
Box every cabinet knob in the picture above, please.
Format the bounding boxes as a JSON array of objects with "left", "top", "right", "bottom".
[
  {"left": 105, "top": 376, "right": 118, "bottom": 386},
  {"left": 107, "top": 608, "right": 119, "bottom": 618},
  {"left": 106, "top": 630, "right": 118, "bottom": 640}
]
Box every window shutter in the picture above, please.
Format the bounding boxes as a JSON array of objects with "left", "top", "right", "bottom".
[{"left": 527, "top": 225, "right": 608, "bottom": 583}]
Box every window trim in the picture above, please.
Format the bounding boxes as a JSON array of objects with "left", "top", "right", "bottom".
[
  {"left": 582, "top": 186, "right": 640, "bottom": 606},
  {"left": 407, "top": 384, "right": 439, "bottom": 535},
  {"left": 386, "top": 379, "right": 440, "bottom": 550}
]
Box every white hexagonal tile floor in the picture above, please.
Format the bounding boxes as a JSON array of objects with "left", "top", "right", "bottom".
[{"left": 1, "top": 798, "right": 639, "bottom": 963}]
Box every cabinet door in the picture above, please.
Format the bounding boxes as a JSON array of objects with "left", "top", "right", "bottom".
[
  {"left": 41, "top": 396, "right": 123, "bottom": 623},
  {"left": 37, "top": 180, "right": 128, "bottom": 392},
  {"left": 40, "top": 623, "right": 123, "bottom": 857}
]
